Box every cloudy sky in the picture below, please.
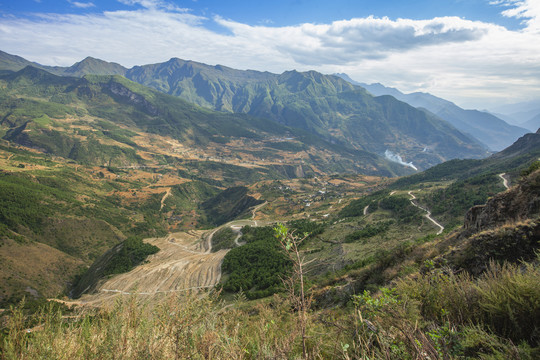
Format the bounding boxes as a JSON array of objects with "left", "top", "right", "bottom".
[{"left": 0, "top": 0, "right": 539, "bottom": 110}]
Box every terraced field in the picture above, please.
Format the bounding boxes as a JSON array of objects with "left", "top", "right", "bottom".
[{"left": 77, "top": 231, "right": 226, "bottom": 305}]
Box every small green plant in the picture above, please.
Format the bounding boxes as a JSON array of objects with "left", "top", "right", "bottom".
[{"left": 353, "top": 287, "right": 400, "bottom": 318}]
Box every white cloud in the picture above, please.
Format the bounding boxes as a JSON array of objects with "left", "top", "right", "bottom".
[
  {"left": 67, "top": 1, "right": 95, "bottom": 9},
  {"left": 0, "top": 3, "right": 538, "bottom": 109},
  {"left": 491, "top": 0, "right": 540, "bottom": 32},
  {"left": 117, "top": 0, "right": 189, "bottom": 12},
  {"left": 215, "top": 16, "right": 489, "bottom": 66}
]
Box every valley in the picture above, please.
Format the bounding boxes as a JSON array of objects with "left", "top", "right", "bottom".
[{"left": 0, "top": 50, "right": 539, "bottom": 359}]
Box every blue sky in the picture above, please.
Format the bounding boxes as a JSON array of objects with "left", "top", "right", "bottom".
[
  {"left": 0, "top": 0, "right": 539, "bottom": 109},
  {"left": 1, "top": 0, "right": 524, "bottom": 29}
]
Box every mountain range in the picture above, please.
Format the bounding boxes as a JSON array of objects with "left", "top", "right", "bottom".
[
  {"left": 0, "top": 50, "right": 491, "bottom": 171},
  {"left": 0, "top": 65, "right": 417, "bottom": 178},
  {"left": 335, "top": 73, "right": 530, "bottom": 151}
]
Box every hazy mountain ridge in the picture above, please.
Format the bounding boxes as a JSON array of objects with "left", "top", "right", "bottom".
[
  {"left": 488, "top": 100, "right": 540, "bottom": 133},
  {"left": 336, "top": 73, "right": 529, "bottom": 151},
  {"left": 521, "top": 113, "right": 540, "bottom": 132}
]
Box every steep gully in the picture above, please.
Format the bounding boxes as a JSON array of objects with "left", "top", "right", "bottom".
[{"left": 159, "top": 188, "right": 172, "bottom": 211}]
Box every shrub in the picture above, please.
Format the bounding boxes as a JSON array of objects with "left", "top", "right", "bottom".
[
  {"left": 476, "top": 260, "right": 540, "bottom": 346},
  {"left": 379, "top": 196, "right": 421, "bottom": 223},
  {"left": 210, "top": 227, "right": 237, "bottom": 252},
  {"left": 522, "top": 161, "right": 540, "bottom": 177},
  {"left": 221, "top": 226, "right": 291, "bottom": 297},
  {"left": 344, "top": 221, "right": 393, "bottom": 243},
  {"left": 103, "top": 236, "right": 159, "bottom": 276}
]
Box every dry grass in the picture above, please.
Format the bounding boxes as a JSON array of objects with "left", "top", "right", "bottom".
[
  {"left": 1, "top": 292, "right": 345, "bottom": 359},
  {"left": 0, "top": 239, "right": 83, "bottom": 300},
  {"left": 2, "top": 256, "right": 539, "bottom": 359}
]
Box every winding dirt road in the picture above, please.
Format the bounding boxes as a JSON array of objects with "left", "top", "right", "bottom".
[
  {"left": 408, "top": 191, "right": 444, "bottom": 235},
  {"left": 499, "top": 173, "right": 510, "bottom": 190},
  {"left": 230, "top": 225, "right": 245, "bottom": 246}
]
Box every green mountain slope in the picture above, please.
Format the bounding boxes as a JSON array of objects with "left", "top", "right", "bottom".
[
  {"left": 124, "top": 59, "right": 488, "bottom": 169},
  {"left": 0, "top": 146, "right": 167, "bottom": 302},
  {"left": 383, "top": 129, "right": 540, "bottom": 227},
  {"left": 0, "top": 66, "right": 410, "bottom": 177},
  {"left": 0, "top": 51, "right": 490, "bottom": 170}
]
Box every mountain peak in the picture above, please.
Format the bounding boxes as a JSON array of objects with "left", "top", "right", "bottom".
[
  {"left": 14, "top": 65, "right": 59, "bottom": 79},
  {"left": 80, "top": 56, "right": 99, "bottom": 62},
  {"left": 166, "top": 57, "right": 185, "bottom": 64},
  {"left": 66, "top": 57, "right": 127, "bottom": 77}
]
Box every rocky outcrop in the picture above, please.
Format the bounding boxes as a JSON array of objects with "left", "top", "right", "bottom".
[
  {"left": 108, "top": 82, "right": 158, "bottom": 116},
  {"left": 448, "top": 169, "right": 540, "bottom": 275},
  {"left": 463, "top": 170, "right": 540, "bottom": 236},
  {"left": 451, "top": 220, "right": 540, "bottom": 276}
]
